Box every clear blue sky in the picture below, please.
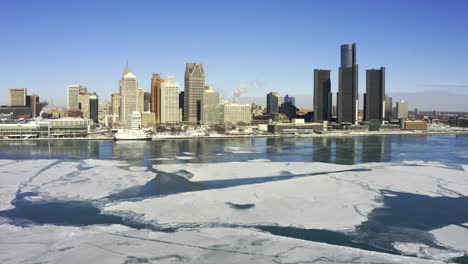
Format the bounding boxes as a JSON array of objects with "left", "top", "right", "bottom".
[{"left": 1, "top": 0, "right": 468, "bottom": 110}]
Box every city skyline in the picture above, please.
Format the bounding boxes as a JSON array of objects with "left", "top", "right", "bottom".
[{"left": 1, "top": 0, "right": 468, "bottom": 111}]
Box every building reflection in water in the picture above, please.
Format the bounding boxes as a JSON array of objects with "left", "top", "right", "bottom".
[
  {"left": 0, "top": 136, "right": 393, "bottom": 165},
  {"left": 334, "top": 137, "right": 358, "bottom": 165},
  {"left": 311, "top": 137, "right": 332, "bottom": 163},
  {"left": 361, "top": 136, "right": 392, "bottom": 163}
]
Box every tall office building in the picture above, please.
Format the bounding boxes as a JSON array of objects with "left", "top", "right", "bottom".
[
  {"left": 137, "top": 87, "right": 144, "bottom": 113},
  {"left": 179, "top": 91, "right": 185, "bottom": 121},
  {"left": 184, "top": 63, "right": 205, "bottom": 123},
  {"left": 364, "top": 67, "right": 385, "bottom": 122},
  {"left": 144, "top": 92, "right": 151, "bottom": 112},
  {"left": 313, "top": 69, "right": 332, "bottom": 122},
  {"left": 266, "top": 92, "right": 280, "bottom": 115},
  {"left": 119, "top": 64, "right": 140, "bottom": 123},
  {"left": 385, "top": 96, "right": 393, "bottom": 121},
  {"left": 160, "top": 76, "right": 180, "bottom": 123},
  {"left": 284, "top": 95, "right": 296, "bottom": 106},
  {"left": 396, "top": 100, "right": 409, "bottom": 119},
  {"left": 111, "top": 92, "right": 120, "bottom": 118},
  {"left": 151, "top": 73, "right": 163, "bottom": 123},
  {"left": 201, "top": 87, "right": 220, "bottom": 125},
  {"left": 26, "top": 94, "right": 39, "bottom": 118},
  {"left": 338, "top": 43, "right": 358, "bottom": 124},
  {"left": 67, "top": 85, "right": 86, "bottom": 110},
  {"left": 89, "top": 94, "right": 99, "bottom": 124},
  {"left": 78, "top": 89, "right": 90, "bottom": 118},
  {"left": 8, "top": 88, "right": 27, "bottom": 106}
]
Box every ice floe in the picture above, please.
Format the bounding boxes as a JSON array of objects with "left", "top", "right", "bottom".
[
  {"left": 1, "top": 158, "right": 468, "bottom": 263},
  {"left": 0, "top": 159, "right": 155, "bottom": 204},
  {"left": 108, "top": 160, "right": 468, "bottom": 232},
  {"left": 431, "top": 223, "right": 468, "bottom": 252},
  {"left": 0, "top": 223, "right": 442, "bottom": 264}
]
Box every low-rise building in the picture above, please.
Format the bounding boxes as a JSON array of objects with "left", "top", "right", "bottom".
[
  {"left": 127, "top": 111, "right": 142, "bottom": 130},
  {"left": 220, "top": 103, "right": 252, "bottom": 124},
  {"left": 267, "top": 122, "right": 322, "bottom": 134},
  {"left": 404, "top": 120, "right": 427, "bottom": 130},
  {"left": 141, "top": 112, "right": 156, "bottom": 128}
]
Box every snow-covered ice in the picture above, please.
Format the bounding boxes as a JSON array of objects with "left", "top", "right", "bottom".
[
  {"left": 109, "top": 161, "right": 468, "bottom": 231},
  {"left": 1, "top": 158, "right": 468, "bottom": 263},
  {"left": 0, "top": 223, "right": 443, "bottom": 264},
  {"left": 431, "top": 223, "right": 468, "bottom": 252},
  {"left": 175, "top": 156, "right": 196, "bottom": 160},
  {"left": 0, "top": 159, "right": 155, "bottom": 204}
]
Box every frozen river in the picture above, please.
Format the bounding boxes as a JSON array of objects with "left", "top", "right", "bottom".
[{"left": 0, "top": 135, "right": 468, "bottom": 263}]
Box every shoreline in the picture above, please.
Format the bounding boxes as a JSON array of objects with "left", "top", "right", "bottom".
[{"left": 0, "top": 130, "right": 467, "bottom": 142}]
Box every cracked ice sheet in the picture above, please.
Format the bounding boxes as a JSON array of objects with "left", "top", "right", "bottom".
[
  {"left": 106, "top": 161, "right": 468, "bottom": 231},
  {"left": 0, "top": 223, "right": 442, "bottom": 264},
  {"left": 0, "top": 159, "right": 57, "bottom": 210},
  {"left": 392, "top": 243, "right": 463, "bottom": 262},
  {"left": 0, "top": 159, "right": 155, "bottom": 204},
  {"left": 430, "top": 223, "right": 468, "bottom": 253}
]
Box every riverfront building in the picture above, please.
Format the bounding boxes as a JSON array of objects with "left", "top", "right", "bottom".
[
  {"left": 184, "top": 63, "right": 205, "bottom": 123},
  {"left": 266, "top": 92, "right": 280, "bottom": 115},
  {"left": 160, "top": 76, "right": 180, "bottom": 124},
  {"left": 220, "top": 102, "right": 252, "bottom": 124},
  {"left": 151, "top": 73, "right": 164, "bottom": 123},
  {"left": 9, "top": 88, "right": 27, "bottom": 106},
  {"left": 119, "top": 64, "right": 140, "bottom": 123},
  {"left": 338, "top": 43, "right": 359, "bottom": 124},
  {"left": 364, "top": 67, "right": 385, "bottom": 122},
  {"left": 201, "top": 87, "right": 220, "bottom": 125},
  {"left": 313, "top": 69, "right": 332, "bottom": 122}
]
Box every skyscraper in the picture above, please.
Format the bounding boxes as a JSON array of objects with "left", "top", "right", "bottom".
[
  {"left": 111, "top": 92, "right": 120, "bottom": 119},
  {"left": 137, "top": 87, "right": 144, "bottom": 113},
  {"left": 144, "top": 92, "right": 151, "bottom": 112},
  {"left": 338, "top": 43, "right": 358, "bottom": 124},
  {"left": 151, "top": 73, "right": 163, "bottom": 123},
  {"left": 26, "top": 94, "right": 39, "bottom": 118},
  {"left": 396, "top": 100, "right": 409, "bottom": 119},
  {"left": 201, "top": 86, "right": 220, "bottom": 125},
  {"left": 385, "top": 96, "right": 393, "bottom": 121},
  {"left": 266, "top": 92, "right": 280, "bottom": 115},
  {"left": 67, "top": 85, "right": 80, "bottom": 110},
  {"left": 184, "top": 63, "right": 205, "bottom": 123},
  {"left": 8, "top": 88, "right": 27, "bottom": 106},
  {"left": 284, "top": 95, "right": 296, "bottom": 106},
  {"left": 89, "top": 94, "right": 99, "bottom": 124},
  {"left": 364, "top": 67, "right": 385, "bottom": 122},
  {"left": 119, "top": 64, "right": 139, "bottom": 123},
  {"left": 160, "top": 76, "right": 180, "bottom": 123},
  {"left": 313, "top": 69, "right": 332, "bottom": 122},
  {"left": 179, "top": 91, "right": 185, "bottom": 120}
]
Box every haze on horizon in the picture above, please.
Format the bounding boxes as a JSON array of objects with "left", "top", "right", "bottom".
[{"left": 1, "top": 0, "right": 467, "bottom": 111}]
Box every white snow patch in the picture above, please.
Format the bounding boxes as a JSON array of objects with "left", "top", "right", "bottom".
[
  {"left": 175, "top": 156, "right": 196, "bottom": 160},
  {"left": 182, "top": 152, "right": 195, "bottom": 156}
]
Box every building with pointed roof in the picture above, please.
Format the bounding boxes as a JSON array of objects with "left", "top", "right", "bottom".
[
  {"left": 119, "top": 63, "right": 140, "bottom": 123},
  {"left": 183, "top": 63, "right": 205, "bottom": 123}
]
